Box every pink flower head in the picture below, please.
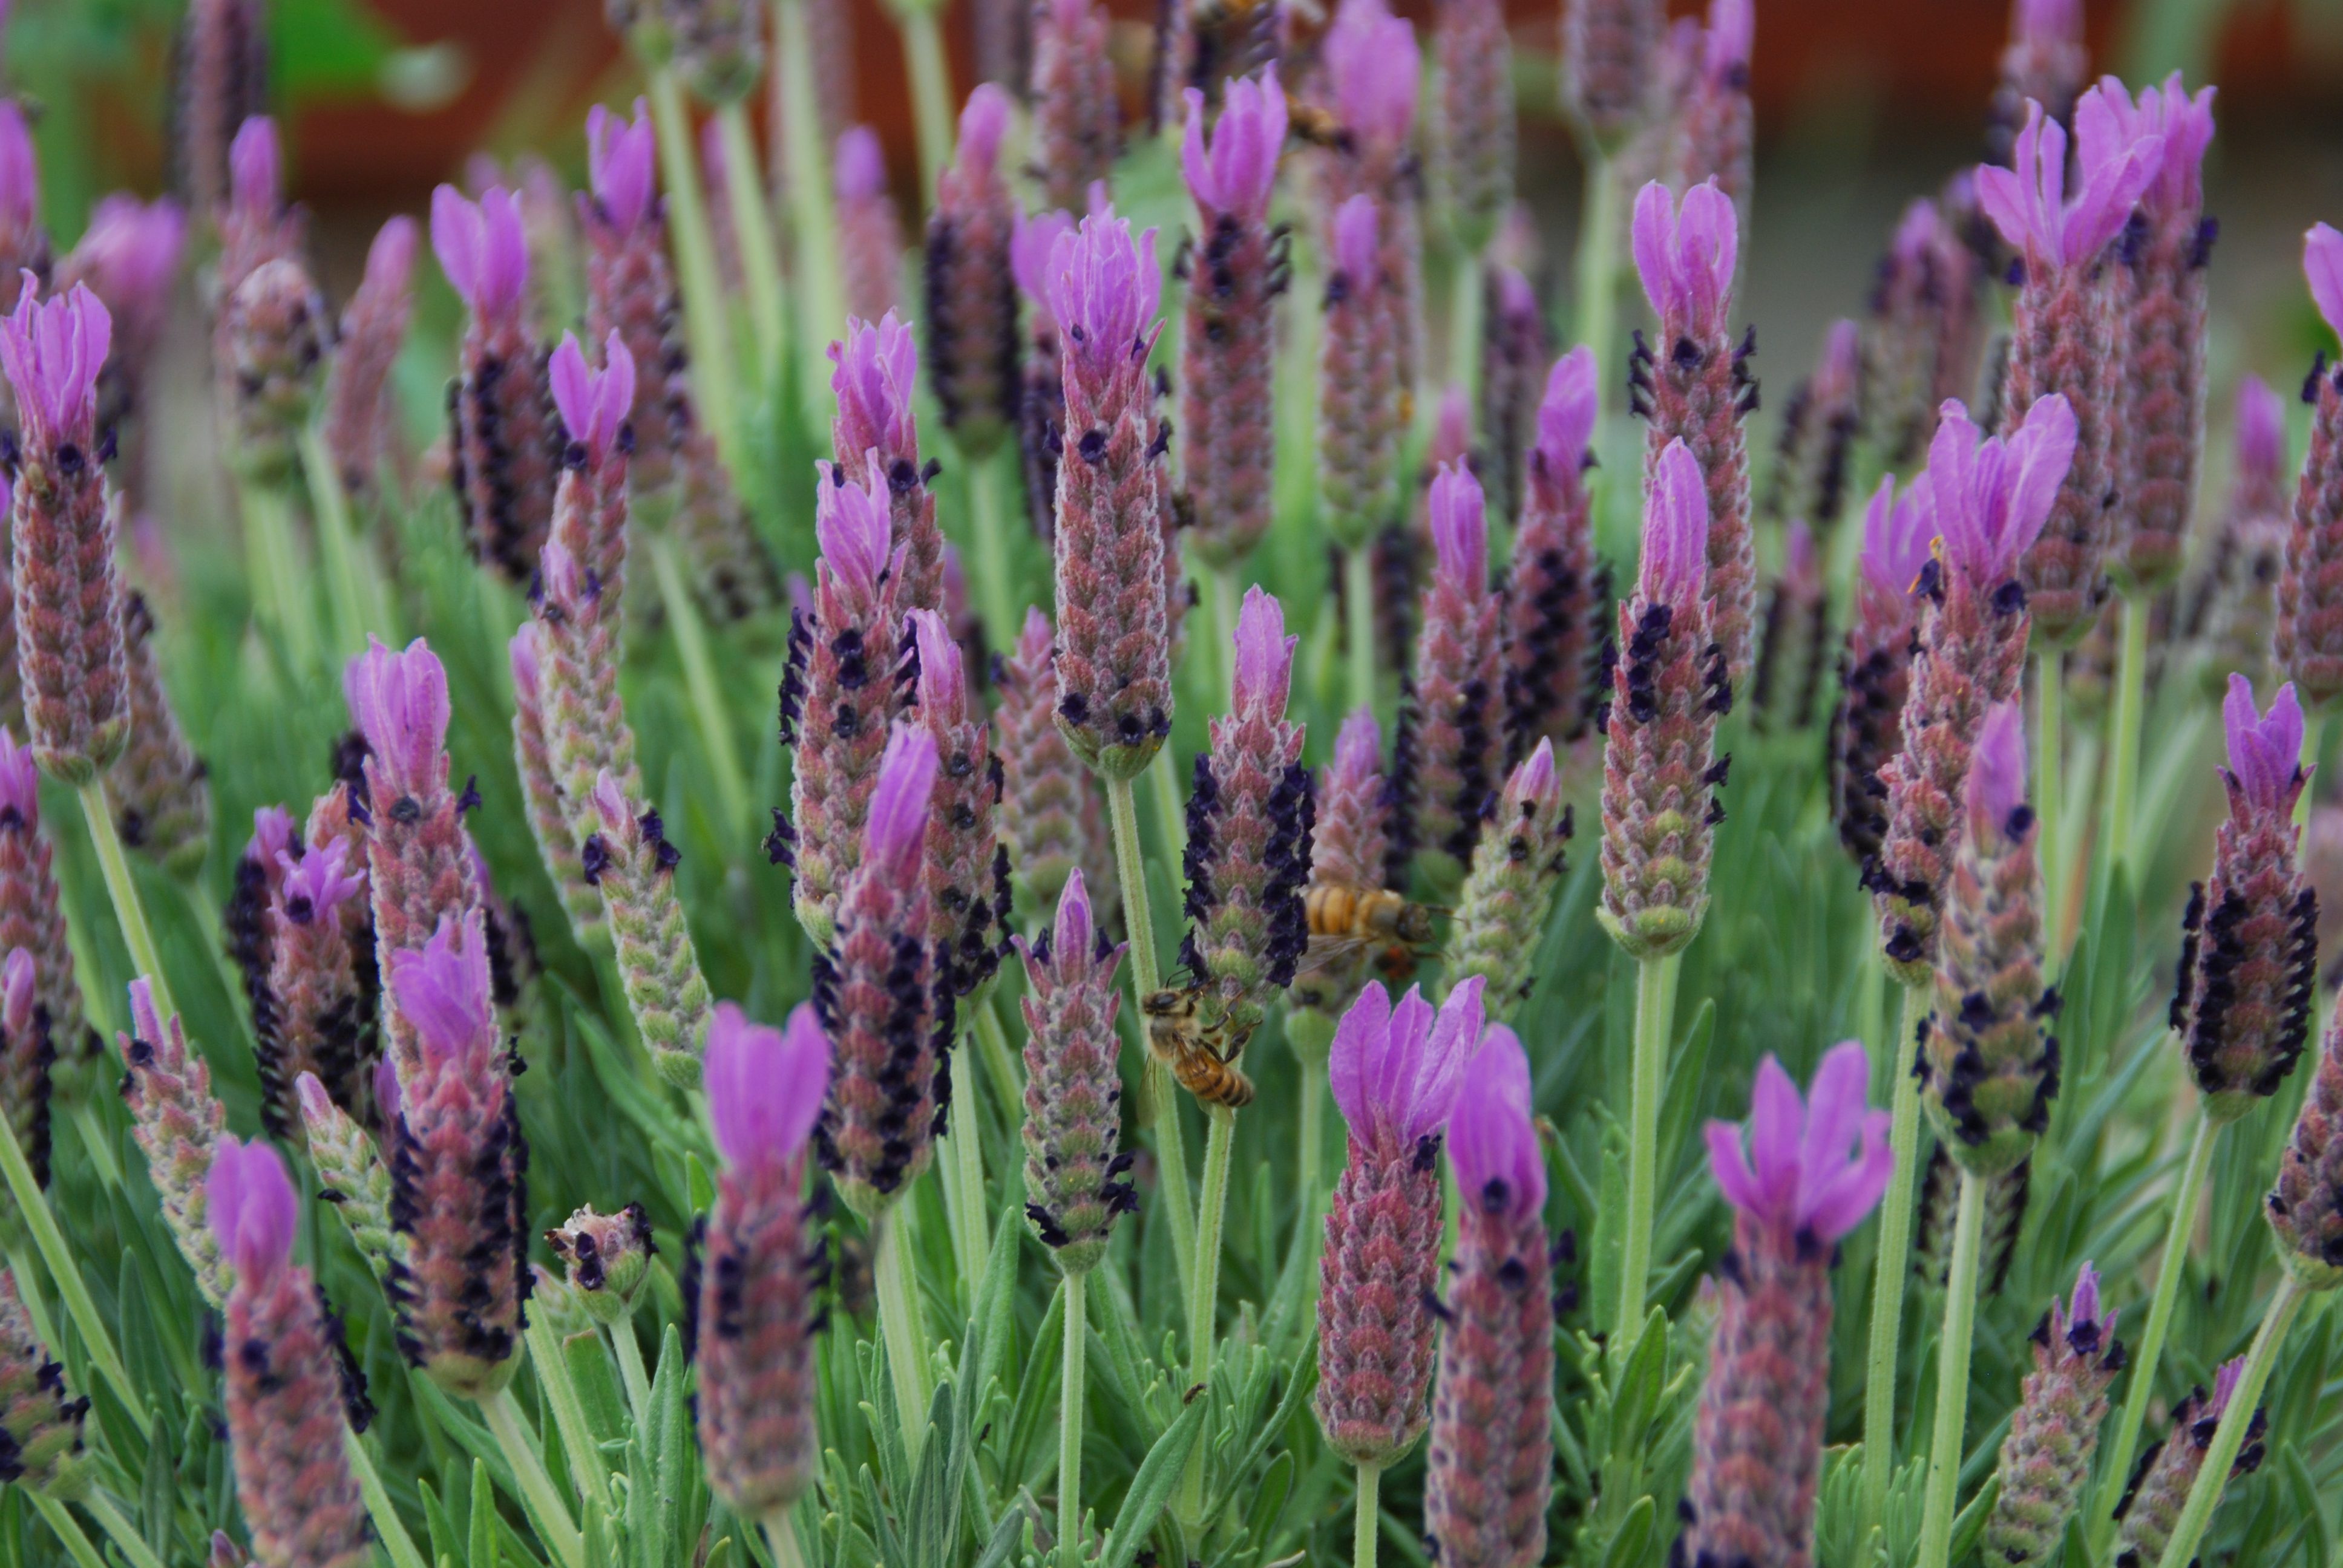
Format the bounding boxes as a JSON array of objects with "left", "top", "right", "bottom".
[
  {"left": 1332, "top": 194, "right": 1379, "bottom": 284},
  {"left": 864, "top": 723, "right": 940, "bottom": 881},
  {"left": 813, "top": 453, "right": 895, "bottom": 604},
  {"left": 1, "top": 949, "right": 34, "bottom": 1038},
  {"left": 388, "top": 910, "right": 496, "bottom": 1070},
  {"left": 1969, "top": 699, "right": 2030, "bottom": 835},
  {"left": 1924, "top": 394, "right": 2077, "bottom": 587},
  {"left": 1012, "top": 207, "right": 1076, "bottom": 309},
  {"left": 836, "top": 126, "right": 890, "bottom": 200},
  {"left": 2223, "top": 674, "right": 2306, "bottom": 814},
  {"left": 2076, "top": 73, "right": 2215, "bottom": 214},
  {"left": 1632, "top": 178, "right": 1737, "bottom": 340},
  {"left": 229, "top": 117, "right": 281, "bottom": 221},
  {"left": 1641, "top": 438, "right": 1711, "bottom": 609},
  {"left": 1702, "top": 0, "right": 1752, "bottom": 78},
  {"left": 0, "top": 279, "right": 112, "bottom": 449},
  {"left": 1446, "top": 1022, "right": 1544, "bottom": 1222},
  {"left": 1332, "top": 976, "right": 1487, "bottom": 1152},
  {"left": 549, "top": 329, "right": 637, "bottom": 463},
  {"left": 70, "top": 196, "right": 189, "bottom": 325},
  {"left": 1333, "top": 705, "right": 1381, "bottom": 785},
  {"left": 128, "top": 976, "right": 166, "bottom": 1051},
  {"left": 1181, "top": 67, "right": 1286, "bottom": 223},
  {"left": 704, "top": 1001, "right": 831, "bottom": 1172},
  {"left": 586, "top": 100, "right": 657, "bottom": 231},
  {"left": 1975, "top": 100, "right": 2163, "bottom": 269},
  {"left": 909, "top": 607, "right": 966, "bottom": 720},
  {"left": 1428, "top": 463, "right": 1488, "bottom": 593},
  {"left": 278, "top": 836, "right": 364, "bottom": 921},
  {"left": 1231, "top": 585, "right": 1297, "bottom": 719},
  {"left": 2304, "top": 224, "right": 2343, "bottom": 340},
  {"left": 344, "top": 637, "right": 450, "bottom": 802},
  {"left": 1044, "top": 208, "right": 1162, "bottom": 380},
  {"left": 0, "top": 102, "right": 36, "bottom": 230},
  {"left": 1858, "top": 475, "right": 1935, "bottom": 603},
  {"left": 0, "top": 729, "right": 36, "bottom": 822},
  {"left": 208, "top": 1135, "right": 298, "bottom": 1284},
  {"left": 430, "top": 184, "right": 529, "bottom": 320},
  {"left": 1324, "top": 0, "right": 1419, "bottom": 154},
  {"left": 1705, "top": 1040, "right": 1893, "bottom": 1244},
  {"left": 1535, "top": 345, "right": 1599, "bottom": 479},
  {"left": 957, "top": 85, "right": 1014, "bottom": 177},
  {"left": 828, "top": 311, "right": 919, "bottom": 462},
  {"left": 2236, "top": 375, "right": 2286, "bottom": 480}
]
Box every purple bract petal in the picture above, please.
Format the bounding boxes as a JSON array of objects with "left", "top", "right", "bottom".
[
  {"left": 2306, "top": 224, "right": 2343, "bottom": 341},
  {"left": 1969, "top": 699, "right": 2030, "bottom": 836},
  {"left": 1702, "top": 0, "right": 1751, "bottom": 77},
  {"left": 1181, "top": 67, "right": 1286, "bottom": 222},
  {"left": 1641, "top": 438, "right": 1710, "bottom": 609},
  {"left": 0, "top": 729, "right": 36, "bottom": 822},
  {"left": 0, "top": 102, "right": 33, "bottom": 230},
  {"left": 343, "top": 636, "right": 450, "bottom": 803},
  {"left": 1044, "top": 208, "right": 1162, "bottom": 382},
  {"left": 864, "top": 723, "right": 940, "bottom": 878},
  {"left": 1536, "top": 345, "right": 1599, "bottom": 480},
  {"left": 0, "top": 279, "right": 112, "bottom": 449},
  {"left": 208, "top": 1135, "right": 298, "bottom": 1283},
  {"left": 958, "top": 85, "right": 1014, "bottom": 177},
  {"left": 829, "top": 311, "right": 920, "bottom": 462},
  {"left": 1707, "top": 1041, "right": 1892, "bottom": 1243},
  {"left": 1926, "top": 394, "right": 2077, "bottom": 587},
  {"left": 1428, "top": 464, "right": 1489, "bottom": 596},
  {"left": 1977, "top": 100, "right": 2163, "bottom": 268},
  {"left": 704, "top": 1001, "right": 832, "bottom": 1171},
  {"left": 1054, "top": 866, "right": 1096, "bottom": 961},
  {"left": 1231, "top": 585, "right": 1297, "bottom": 720},
  {"left": 836, "top": 125, "right": 890, "bottom": 200},
  {"left": 2236, "top": 375, "right": 2286, "bottom": 480},
  {"left": 1332, "top": 194, "right": 1379, "bottom": 286},
  {"left": 430, "top": 184, "right": 529, "bottom": 320},
  {"left": 1012, "top": 207, "right": 1076, "bottom": 311},
  {"left": 387, "top": 910, "right": 496, "bottom": 1070},
  {"left": 1446, "top": 1022, "right": 1544, "bottom": 1221},
  {"left": 1332, "top": 977, "right": 1489, "bottom": 1154},
  {"left": 1324, "top": 0, "right": 1418, "bottom": 154},
  {"left": 2066, "top": 1260, "right": 2103, "bottom": 1333},
  {"left": 1332, "top": 706, "right": 1381, "bottom": 789},
  {"left": 277, "top": 835, "right": 364, "bottom": 918},
  {"left": 549, "top": 330, "right": 637, "bottom": 465},
  {"left": 813, "top": 453, "right": 896, "bottom": 606},
  {"left": 1, "top": 949, "right": 33, "bottom": 1039},
  {"left": 1631, "top": 178, "right": 1737, "bottom": 339},
  {"left": 909, "top": 607, "right": 967, "bottom": 722},
  {"left": 2223, "top": 674, "right": 2306, "bottom": 815},
  {"left": 2210, "top": 1356, "right": 2246, "bottom": 1417},
  {"left": 586, "top": 100, "right": 658, "bottom": 232},
  {"left": 229, "top": 117, "right": 281, "bottom": 223}
]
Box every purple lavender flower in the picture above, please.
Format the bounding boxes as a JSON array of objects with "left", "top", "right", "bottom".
[
  {"left": 1434, "top": 0, "right": 1515, "bottom": 252},
  {"left": 838, "top": 128, "right": 904, "bottom": 327},
  {"left": 0, "top": 735, "right": 78, "bottom": 1063},
  {"left": 0, "top": 105, "right": 47, "bottom": 321},
  {"left": 1318, "top": 192, "right": 1401, "bottom": 554},
  {"left": 1562, "top": 0, "right": 1662, "bottom": 149},
  {"left": 1832, "top": 476, "right": 1931, "bottom": 866},
  {"left": 57, "top": 194, "right": 185, "bottom": 454},
  {"left": 696, "top": 1001, "right": 830, "bottom": 1517},
  {"left": 1682, "top": 1043, "right": 1892, "bottom": 1568},
  {"left": 908, "top": 607, "right": 1009, "bottom": 996},
  {"left": 1398, "top": 465, "right": 1504, "bottom": 872},
  {"left": 1031, "top": 0, "right": 1120, "bottom": 211},
  {"left": 432, "top": 183, "right": 558, "bottom": 583},
  {"left": 831, "top": 312, "right": 943, "bottom": 615},
  {"left": 1018, "top": 870, "right": 1133, "bottom": 1271},
  {"left": 925, "top": 87, "right": 1019, "bottom": 456},
  {"left": 1989, "top": 0, "right": 2089, "bottom": 168},
  {"left": 219, "top": 116, "right": 302, "bottom": 296},
  {"left": 253, "top": 834, "right": 371, "bottom": 1142},
  {"left": 1986, "top": 1262, "right": 2126, "bottom": 1567},
  {"left": 1504, "top": 345, "right": 1605, "bottom": 760},
  {"left": 2279, "top": 225, "right": 2343, "bottom": 713},
  {"left": 547, "top": 328, "right": 637, "bottom": 593},
  {"left": 322, "top": 216, "right": 418, "bottom": 499},
  {"left": 2114, "top": 1357, "right": 2267, "bottom": 1567},
  {"left": 1322, "top": 0, "right": 1424, "bottom": 397},
  {"left": 1424, "top": 1024, "right": 1553, "bottom": 1566},
  {"left": 1290, "top": 707, "right": 1392, "bottom": 1018},
  {"left": 1665, "top": 0, "right": 1752, "bottom": 206},
  {"left": 175, "top": 0, "right": 269, "bottom": 224}
]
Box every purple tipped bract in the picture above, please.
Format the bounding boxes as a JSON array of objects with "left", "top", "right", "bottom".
[
  {"left": 1969, "top": 699, "right": 2030, "bottom": 835},
  {"left": 586, "top": 100, "right": 657, "bottom": 232},
  {"left": 704, "top": 1001, "right": 831, "bottom": 1172},
  {"left": 0, "top": 732, "right": 33, "bottom": 819},
  {"left": 829, "top": 312, "right": 919, "bottom": 463},
  {"left": 1631, "top": 179, "right": 1737, "bottom": 342},
  {"left": 343, "top": 637, "right": 450, "bottom": 803},
  {"left": 2237, "top": 376, "right": 2285, "bottom": 476},
  {"left": 430, "top": 184, "right": 529, "bottom": 320},
  {"left": 1012, "top": 207, "right": 1076, "bottom": 315},
  {"left": 1641, "top": 439, "right": 1711, "bottom": 610},
  {"left": 1, "top": 948, "right": 31, "bottom": 1027},
  {"left": 70, "top": 196, "right": 189, "bottom": 321},
  {"left": 0, "top": 281, "right": 112, "bottom": 448},
  {"left": 1705, "top": 1041, "right": 1893, "bottom": 1244},
  {"left": 864, "top": 724, "right": 940, "bottom": 880},
  {"left": 549, "top": 330, "right": 637, "bottom": 465},
  {"left": 1332, "top": 194, "right": 1379, "bottom": 286},
  {"left": 1231, "top": 586, "right": 1297, "bottom": 721},
  {"left": 835, "top": 126, "right": 888, "bottom": 200},
  {"left": 1446, "top": 1023, "right": 1544, "bottom": 1221},
  {"left": 1324, "top": 0, "right": 1419, "bottom": 154},
  {"left": 1181, "top": 68, "right": 1286, "bottom": 222},
  {"left": 278, "top": 836, "right": 364, "bottom": 918},
  {"left": 813, "top": 455, "right": 895, "bottom": 604},
  {"left": 2017, "top": 0, "right": 2080, "bottom": 44},
  {"left": 1927, "top": 394, "right": 2078, "bottom": 586},
  {"left": 1428, "top": 464, "right": 1489, "bottom": 594},
  {"left": 1330, "top": 977, "right": 1486, "bottom": 1153},
  {"left": 1334, "top": 705, "right": 1381, "bottom": 782},
  {"left": 1975, "top": 101, "right": 2163, "bottom": 269},
  {"left": 207, "top": 1134, "right": 298, "bottom": 1282},
  {"left": 1536, "top": 346, "right": 1599, "bottom": 480},
  {"left": 2306, "top": 224, "right": 2343, "bottom": 339},
  {"left": 1860, "top": 475, "right": 1933, "bottom": 602},
  {"left": 2077, "top": 73, "right": 2215, "bottom": 213},
  {"left": 958, "top": 84, "right": 1014, "bottom": 174},
  {"left": 1703, "top": 0, "right": 1751, "bottom": 74},
  {"left": 908, "top": 606, "right": 966, "bottom": 717},
  {"left": 387, "top": 912, "right": 495, "bottom": 1070},
  {"left": 2065, "top": 1260, "right": 2103, "bottom": 1331},
  {"left": 2224, "top": 675, "right": 2307, "bottom": 815},
  {"left": 1045, "top": 210, "right": 1162, "bottom": 379},
  {"left": 2210, "top": 1356, "right": 2247, "bottom": 1418},
  {"left": 228, "top": 117, "right": 280, "bottom": 221}
]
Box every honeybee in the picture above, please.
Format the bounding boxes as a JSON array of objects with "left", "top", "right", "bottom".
[
  {"left": 1141, "top": 985, "right": 1256, "bottom": 1109},
  {"left": 1296, "top": 884, "right": 1444, "bottom": 982}
]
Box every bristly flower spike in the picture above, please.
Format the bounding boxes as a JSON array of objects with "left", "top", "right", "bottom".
[
  {"left": 1629, "top": 178, "right": 1757, "bottom": 688},
  {"left": 1985, "top": 1262, "right": 2127, "bottom": 1567},
  {"left": 830, "top": 312, "right": 943, "bottom": 616},
  {"left": 323, "top": 216, "right": 418, "bottom": 500},
  {"left": 1665, "top": 0, "right": 1754, "bottom": 208},
  {"left": 1561, "top": 0, "right": 1662, "bottom": 151},
  {"left": 218, "top": 116, "right": 302, "bottom": 296},
  {"left": 56, "top": 194, "right": 185, "bottom": 450},
  {"left": 547, "top": 328, "right": 637, "bottom": 594},
  {"left": 1434, "top": 0, "right": 1515, "bottom": 252},
  {"left": 1289, "top": 706, "right": 1391, "bottom": 1019},
  {"left": 1400, "top": 465, "right": 1504, "bottom": 874},
  {"left": 2198, "top": 376, "right": 2288, "bottom": 696},
  {"left": 1598, "top": 437, "right": 1728, "bottom": 959},
  {"left": 1453, "top": 739, "right": 1573, "bottom": 1017},
  {"left": 838, "top": 128, "right": 904, "bottom": 327},
  {"left": 1504, "top": 345, "right": 1605, "bottom": 761},
  {"left": 1018, "top": 869, "right": 1133, "bottom": 1272},
  {"left": 992, "top": 606, "right": 1106, "bottom": 912},
  {"left": 208, "top": 1137, "right": 373, "bottom": 1568},
  {"left": 2279, "top": 224, "right": 2343, "bottom": 713},
  {"left": 0, "top": 950, "right": 50, "bottom": 1221},
  {"left": 1322, "top": 0, "right": 1424, "bottom": 397},
  {"left": 1682, "top": 1042, "right": 1892, "bottom": 1568},
  {"left": 530, "top": 532, "right": 641, "bottom": 895},
  {"left": 255, "top": 835, "right": 371, "bottom": 1145},
  {"left": 0, "top": 1264, "right": 88, "bottom": 1494},
  {"left": 2112, "top": 1356, "right": 2269, "bottom": 1567},
  {"left": 908, "top": 608, "right": 1009, "bottom": 998},
  {"left": 120, "top": 976, "right": 232, "bottom": 1304},
  {"left": 1317, "top": 192, "right": 1401, "bottom": 555},
  {"left": 1030, "top": 0, "right": 1120, "bottom": 212},
  {"left": 1989, "top": 0, "right": 2088, "bottom": 168},
  {"left": 112, "top": 593, "right": 210, "bottom": 877},
  {"left": 1317, "top": 978, "right": 1486, "bottom": 1466},
  {"left": 925, "top": 87, "right": 1019, "bottom": 456},
  {"left": 1423, "top": 1024, "right": 1555, "bottom": 1567},
  {"left": 695, "top": 1002, "right": 830, "bottom": 1518},
  {"left": 174, "top": 0, "right": 268, "bottom": 223},
  {"left": 1832, "top": 475, "right": 1931, "bottom": 867},
  {"left": 0, "top": 730, "right": 86, "bottom": 1056},
  {"left": 583, "top": 768, "right": 712, "bottom": 1088}
]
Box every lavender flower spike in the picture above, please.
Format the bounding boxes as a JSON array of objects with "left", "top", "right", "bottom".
[
  {"left": 908, "top": 609, "right": 1010, "bottom": 998},
  {"left": 1599, "top": 438, "right": 1729, "bottom": 959},
  {"left": 1832, "top": 476, "right": 1930, "bottom": 866},
  {"left": 1989, "top": 0, "right": 2088, "bottom": 167},
  {"left": 57, "top": 195, "right": 185, "bottom": 452},
  {"left": 0, "top": 1265, "right": 87, "bottom": 1493},
  {"left": 1317, "top": 978, "right": 1485, "bottom": 1466},
  {"left": 925, "top": 87, "right": 1018, "bottom": 456},
  {"left": 992, "top": 606, "right": 1104, "bottom": 910},
  {"left": 2113, "top": 1357, "right": 2268, "bottom": 1567},
  {"left": 2, "top": 281, "right": 130, "bottom": 784},
  {"left": 1504, "top": 345, "right": 1605, "bottom": 760},
  {"left": 1562, "top": 0, "right": 1662, "bottom": 150},
  {"left": 1985, "top": 1262, "right": 2126, "bottom": 1567},
  {"left": 1048, "top": 211, "right": 1175, "bottom": 781},
  {"left": 121, "top": 976, "right": 232, "bottom": 1304},
  {"left": 0, "top": 950, "right": 48, "bottom": 1227},
  {"left": 1289, "top": 707, "right": 1392, "bottom": 1018},
  {"left": 0, "top": 104, "right": 47, "bottom": 318},
  {"left": 1630, "top": 178, "right": 1757, "bottom": 688},
  {"left": 1434, "top": 0, "right": 1515, "bottom": 252},
  {"left": 2279, "top": 224, "right": 2343, "bottom": 713},
  {"left": 585, "top": 769, "right": 712, "bottom": 1088},
  {"left": 209, "top": 1137, "right": 373, "bottom": 1568},
  {"left": 838, "top": 128, "right": 904, "bottom": 327},
  {"left": 1179, "top": 67, "right": 1288, "bottom": 572},
  {"left": 831, "top": 312, "right": 944, "bottom": 616},
  {"left": 0, "top": 732, "right": 80, "bottom": 1059},
  {"left": 113, "top": 592, "right": 211, "bottom": 875},
  {"left": 324, "top": 216, "right": 419, "bottom": 500},
  {"left": 696, "top": 1002, "right": 830, "bottom": 1518},
  {"left": 1401, "top": 465, "right": 1505, "bottom": 872},
  {"left": 1317, "top": 193, "right": 1400, "bottom": 554},
  {"left": 1424, "top": 1024, "right": 1553, "bottom": 1566},
  {"left": 547, "top": 328, "right": 637, "bottom": 592},
  {"left": 1665, "top": 0, "right": 1754, "bottom": 208},
  {"left": 1029, "top": 0, "right": 1119, "bottom": 212},
  {"left": 346, "top": 638, "right": 479, "bottom": 1001},
  {"left": 1682, "top": 1042, "right": 1891, "bottom": 1568},
  {"left": 1018, "top": 870, "right": 1134, "bottom": 1272},
  {"left": 432, "top": 184, "right": 557, "bottom": 583},
  {"left": 255, "top": 835, "right": 370, "bottom": 1142},
  {"left": 297, "top": 1072, "right": 399, "bottom": 1286},
  {"left": 1453, "top": 740, "right": 1573, "bottom": 1016}
]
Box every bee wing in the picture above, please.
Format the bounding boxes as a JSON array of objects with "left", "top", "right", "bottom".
[{"left": 1292, "top": 931, "right": 1377, "bottom": 978}]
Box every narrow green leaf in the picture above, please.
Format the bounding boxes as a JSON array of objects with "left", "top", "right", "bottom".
[
  {"left": 468, "top": 1458, "right": 497, "bottom": 1568},
  {"left": 565, "top": 1331, "right": 629, "bottom": 1452},
  {"left": 1948, "top": 1474, "right": 2000, "bottom": 1567},
  {"left": 1599, "top": 1494, "right": 1654, "bottom": 1568},
  {"left": 1096, "top": 1394, "right": 1207, "bottom": 1568},
  {"left": 140, "top": 1412, "right": 174, "bottom": 1566}
]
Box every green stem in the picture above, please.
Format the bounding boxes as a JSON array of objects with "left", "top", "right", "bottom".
[
  {"left": 1297, "top": 1044, "right": 1327, "bottom": 1238},
  {"left": 1212, "top": 566, "right": 1242, "bottom": 711},
  {"left": 2089, "top": 1108, "right": 2220, "bottom": 1560},
  {"left": 476, "top": 1387, "right": 589, "bottom": 1568},
  {"left": 1914, "top": 1169, "right": 1987, "bottom": 1568},
  {"left": 1449, "top": 248, "right": 1484, "bottom": 407},
  {"left": 1107, "top": 773, "right": 1198, "bottom": 1301},
  {"left": 243, "top": 480, "right": 321, "bottom": 673},
  {"left": 775, "top": 0, "right": 845, "bottom": 421},
  {"left": 1344, "top": 543, "right": 1377, "bottom": 719},
  {"left": 1573, "top": 147, "right": 1619, "bottom": 377},
  {"left": 2105, "top": 593, "right": 2149, "bottom": 878},
  {"left": 1354, "top": 1462, "right": 1381, "bottom": 1568},
  {"left": 970, "top": 995, "right": 1025, "bottom": 1135},
  {"left": 1177, "top": 1102, "right": 1237, "bottom": 1527},
  {"left": 1147, "top": 747, "right": 1187, "bottom": 904},
  {"left": 716, "top": 100, "right": 789, "bottom": 390},
  {"left": 2035, "top": 649, "right": 2066, "bottom": 977},
  {"left": 298, "top": 423, "right": 375, "bottom": 658},
  {"left": 1860, "top": 979, "right": 1931, "bottom": 1533},
  {"left": 762, "top": 1511, "right": 809, "bottom": 1568},
  {"left": 76, "top": 779, "right": 176, "bottom": 1026},
  {"left": 647, "top": 534, "right": 752, "bottom": 837},
  {"left": 1615, "top": 950, "right": 1680, "bottom": 1337},
  {"left": 939, "top": 1037, "right": 990, "bottom": 1301},
  {"left": 346, "top": 1428, "right": 431, "bottom": 1568},
  {"left": 80, "top": 1489, "right": 167, "bottom": 1568},
  {"left": 890, "top": 2, "right": 955, "bottom": 205},
  {"left": 609, "top": 1318, "right": 654, "bottom": 1422},
  {"left": 969, "top": 449, "right": 1021, "bottom": 647},
  {"left": 2298, "top": 713, "right": 2327, "bottom": 830},
  {"left": 647, "top": 67, "right": 740, "bottom": 459},
  {"left": 873, "top": 1205, "right": 935, "bottom": 1460},
  {"left": 1059, "top": 1270, "right": 1089, "bottom": 1568},
  {"left": 0, "top": 1116, "right": 134, "bottom": 1408},
  {"left": 26, "top": 1491, "right": 111, "bottom": 1568},
  {"left": 524, "top": 1315, "right": 617, "bottom": 1517},
  {"left": 2151, "top": 1275, "right": 2306, "bottom": 1568}
]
